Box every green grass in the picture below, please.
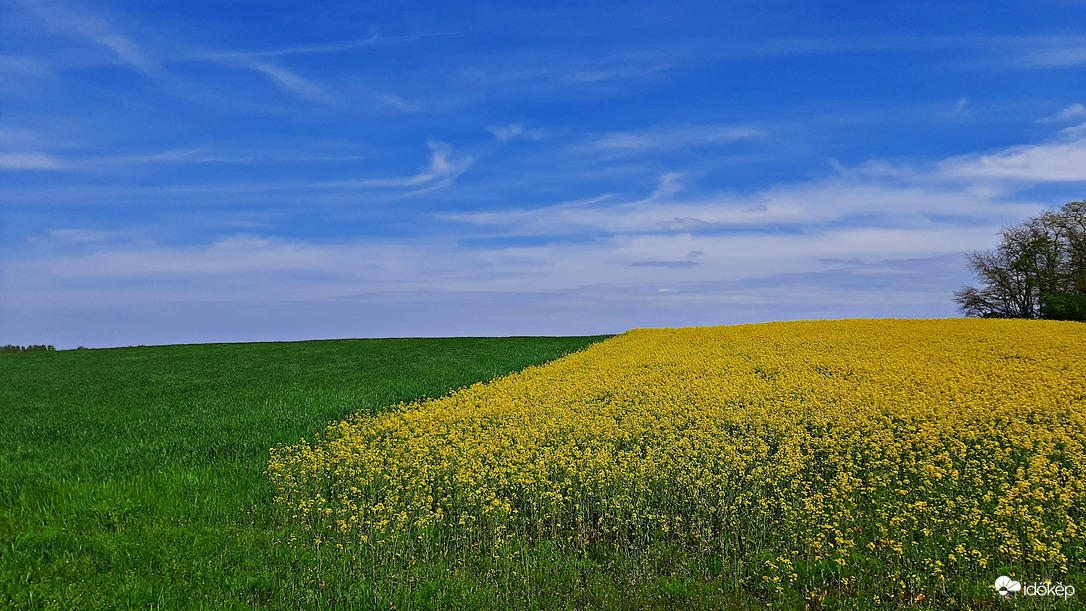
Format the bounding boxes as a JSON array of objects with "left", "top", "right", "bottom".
[{"left": 1, "top": 336, "right": 620, "bottom": 610}]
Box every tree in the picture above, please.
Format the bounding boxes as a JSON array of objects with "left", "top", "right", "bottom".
[{"left": 954, "top": 201, "right": 1086, "bottom": 320}]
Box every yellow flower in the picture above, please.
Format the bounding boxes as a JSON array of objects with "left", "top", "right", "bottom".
[{"left": 268, "top": 318, "right": 1086, "bottom": 585}]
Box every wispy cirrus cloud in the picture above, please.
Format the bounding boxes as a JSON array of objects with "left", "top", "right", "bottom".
[
  {"left": 445, "top": 129, "right": 1072, "bottom": 242},
  {"left": 565, "top": 62, "right": 671, "bottom": 83},
  {"left": 0, "top": 152, "right": 63, "bottom": 170},
  {"left": 588, "top": 124, "right": 765, "bottom": 151},
  {"left": 69, "top": 149, "right": 270, "bottom": 170},
  {"left": 698, "top": 33, "right": 1086, "bottom": 71},
  {"left": 0, "top": 148, "right": 276, "bottom": 174},
  {"left": 1021, "top": 45, "right": 1086, "bottom": 67},
  {"left": 320, "top": 141, "right": 471, "bottom": 191},
  {"left": 460, "top": 56, "right": 672, "bottom": 94},
  {"left": 36, "top": 234, "right": 338, "bottom": 279},
  {"left": 185, "top": 32, "right": 460, "bottom": 61},
  {"left": 488, "top": 124, "right": 548, "bottom": 142},
  {"left": 442, "top": 173, "right": 692, "bottom": 235},
  {"left": 165, "top": 32, "right": 465, "bottom": 108},
  {"left": 246, "top": 61, "right": 338, "bottom": 105},
  {"left": 0, "top": 53, "right": 54, "bottom": 78},
  {"left": 45, "top": 228, "right": 126, "bottom": 244},
  {"left": 21, "top": 0, "right": 163, "bottom": 77},
  {"left": 19, "top": 1, "right": 348, "bottom": 105}
]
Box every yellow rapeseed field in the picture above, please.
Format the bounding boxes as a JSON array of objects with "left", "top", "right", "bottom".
[{"left": 268, "top": 318, "right": 1086, "bottom": 593}]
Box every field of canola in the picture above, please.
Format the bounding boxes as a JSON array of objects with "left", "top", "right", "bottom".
[{"left": 268, "top": 319, "right": 1086, "bottom": 601}]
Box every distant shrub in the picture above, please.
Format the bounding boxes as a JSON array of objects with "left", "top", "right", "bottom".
[{"left": 1, "top": 344, "right": 57, "bottom": 353}]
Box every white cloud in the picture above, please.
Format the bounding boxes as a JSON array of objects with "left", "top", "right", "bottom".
[
  {"left": 6, "top": 102, "right": 1085, "bottom": 345},
  {"left": 193, "top": 36, "right": 382, "bottom": 61},
  {"left": 460, "top": 58, "right": 672, "bottom": 95},
  {"left": 47, "top": 228, "right": 123, "bottom": 243},
  {"left": 6, "top": 134, "right": 1068, "bottom": 346},
  {"left": 565, "top": 63, "right": 671, "bottom": 83},
  {"left": 632, "top": 172, "right": 684, "bottom": 205},
  {"left": 38, "top": 234, "right": 338, "bottom": 280},
  {"left": 0, "top": 152, "right": 62, "bottom": 170},
  {"left": 488, "top": 124, "right": 548, "bottom": 142},
  {"left": 26, "top": 2, "right": 162, "bottom": 76},
  {"left": 322, "top": 141, "right": 471, "bottom": 190},
  {"left": 1060, "top": 122, "right": 1086, "bottom": 139},
  {"left": 1058, "top": 104, "right": 1086, "bottom": 120},
  {"left": 953, "top": 97, "right": 970, "bottom": 117},
  {"left": 188, "top": 32, "right": 459, "bottom": 61},
  {"left": 940, "top": 134, "right": 1086, "bottom": 182},
  {"left": 376, "top": 93, "right": 427, "bottom": 113},
  {"left": 590, "top": 124, "right": 765, "bottom": 151},
  {"left": 442, "top": 169, "right": 1027, "bottom": 239},
  {"left": 1024, "top": 47, "right": 1086, "bottom": 67},
  {"left": 1039, "top": 103, "right": 1086, "bottom": 123},
  {"left": 655, "top": 217, "right": 717, "bottom": 231},
  {"left": 248, "top": 61, "right": 338, "bottom": 104},
  {"left": 0, "top": 53, "right": 53, "bottom": 78},
  {"left": 84, "top": 149, "right": 202, "bottom": 165},
  {"left": 95, "top": 33, "right": 161, "bottom": 76}
]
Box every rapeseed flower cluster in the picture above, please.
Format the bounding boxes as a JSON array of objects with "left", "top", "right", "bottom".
[{"left": 268, "top": 319, "right": 1086, "bottom": 594}]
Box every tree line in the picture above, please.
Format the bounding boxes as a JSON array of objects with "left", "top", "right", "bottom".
[
  {"left": 955, "top": 200, "right": 1086, "bottom": 321},
  {"left": 1, "top": 344, "right": 57, "bottom": 353}
]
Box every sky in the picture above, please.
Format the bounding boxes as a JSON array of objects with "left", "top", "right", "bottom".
[{"left": 1, "top": 0, "right": 1085, "bottom": 349}]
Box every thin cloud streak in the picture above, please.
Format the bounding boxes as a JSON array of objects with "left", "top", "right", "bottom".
[
  {"left": 1022, "top": 46, "right": 1086, "bottom": 67},
  {"left": 185, "top": 32, "right": 461, "bottom": 61},
  {"left": 22, "top": 0, "right": 163, "bottom": 77},
  {"left": 247, "top": 61, "right": 339, "bottom": 104},
  {"left": 709, "top": 33, "right": 1086, "bottom": 66},
  {"left": 18, "top": 1, "right": 354, "bottom": 105},
  {"left": 589, "top": 124, "right": 765, "bottom": 151},
  {"left": 0, "top": 53, "right": 54, "bottom": 78},
  {"left": 489, "top": 124, "right": 548, "bottom": 142},
  {"left": 320, "top": 142, "right": 471, "bottom": 190},
  {"left": 0, "top": 152, "right": 63, "bottom": 170}
]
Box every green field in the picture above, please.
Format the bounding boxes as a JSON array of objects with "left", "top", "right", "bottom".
[{"left": 0, "top": 337, "right": 612, "bottom": 610}]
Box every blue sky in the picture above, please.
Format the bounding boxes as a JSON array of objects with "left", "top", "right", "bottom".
[{"left": 2, "top": 0, "right": 1085, "bottom": 348}]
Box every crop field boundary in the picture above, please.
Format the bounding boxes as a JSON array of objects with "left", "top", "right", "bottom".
[{"left": 4, "top": 321, "right": 1085, "bottom": 609}]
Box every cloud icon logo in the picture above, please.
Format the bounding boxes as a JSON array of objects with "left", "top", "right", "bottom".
[{"left": 995, "top": 575, "right": 1022, "bottom": 597}]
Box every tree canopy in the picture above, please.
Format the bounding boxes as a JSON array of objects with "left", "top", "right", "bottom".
[{"left": 955, "top": 201, "right": 1086, "bottom": 321}]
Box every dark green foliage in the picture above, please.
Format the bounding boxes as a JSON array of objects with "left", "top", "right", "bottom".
[{"left": 1040, "top": 292, "right": 1086, "bottom": 321}]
